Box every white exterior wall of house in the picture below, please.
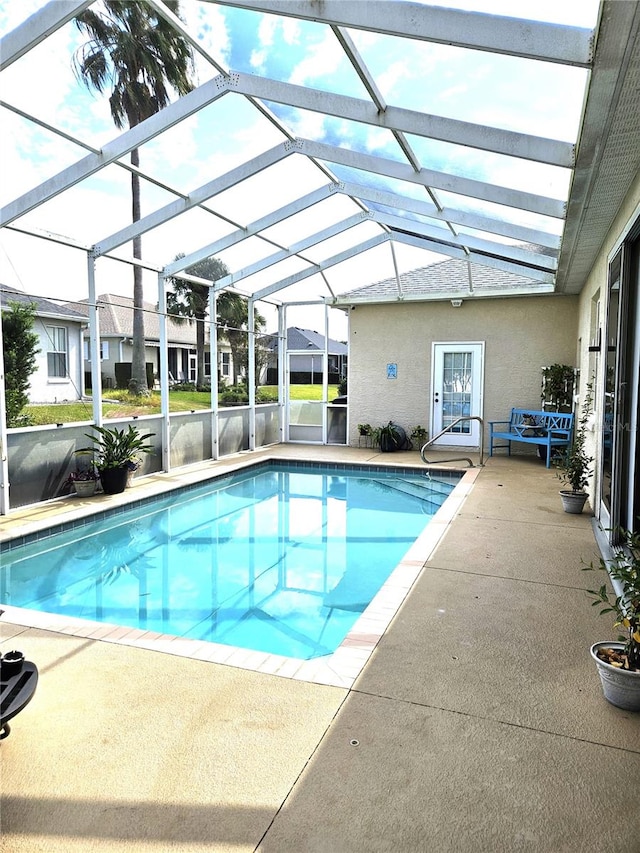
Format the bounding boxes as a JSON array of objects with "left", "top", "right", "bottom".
[
  {"left": 87, "top": 338, "right": 161, "bottom": 388},
  {"left": 29, "top": 317, "right": 84, "bottom": 403},
  {"left": 575, "top": 167, "right": 640, "bottom": 522},
  {"left": 347, "top": 295, "right": 578, "bottom": 447}
]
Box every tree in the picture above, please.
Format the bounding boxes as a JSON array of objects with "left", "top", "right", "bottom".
[
  {"left": 217, "top": 292, "right": 266, "bottom": 387},
  {"left": 167, "top": 254, "right": 230, "bottom": 388},
  {"left": 74, "top": 1, "right": 195, "bottom": 394},
  {"left": 1, "top": 302, "right": 40, "bottom": 426}
]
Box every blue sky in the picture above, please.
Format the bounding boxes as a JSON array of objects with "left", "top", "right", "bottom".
[{"left": 0, "top": 0, "right": 602, "bottom": 334}]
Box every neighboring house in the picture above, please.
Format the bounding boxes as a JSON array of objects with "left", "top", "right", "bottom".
[
  {"left": 262, "top": 327, "right": 348, "bottom": 385},
  {"left": 69, "top": 294, "right": 233, "bottom": 388},
  {"left": 1, "top": 284, "right": 86, "bottom": 403}
]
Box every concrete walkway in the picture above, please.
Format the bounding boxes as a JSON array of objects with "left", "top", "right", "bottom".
[{"left": 1, "top": 449, "right": 639, "bottom": 852}]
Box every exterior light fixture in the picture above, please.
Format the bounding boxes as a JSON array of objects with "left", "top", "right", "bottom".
[{"left": 451, "top": 299, "right": 463, "bottom": 307}]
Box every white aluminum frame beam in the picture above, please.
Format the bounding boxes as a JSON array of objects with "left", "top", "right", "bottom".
[
  {"left": 204, "top": 1, "right": 593, "bottom": 67},
  {"left": 235, "top": 233, "right": 390, "bottom": 300},
  {"left": 335, "top": 181, "right": 561, "bottom": 249},
  {"left": 213, "top": 212, "right": 372, "bottom": 288},
  {"left": 164, "top": 184, "right": 340, "bottom": 275},
  {"left": 0, "top": 0, "right": 92, "bottom": 71},
  {"left": 298, "top": 139, "right": 566, "bottom": 218},
  {"left": 1, "top": 74, "right": 232, "bottom": 227},
  {"left": 227, "top": 71, "right": 574, "bottom": 167},
  {"left": 94, "top": 142, "right": 293, "bottom": 256},
  {"left": 371, "top": 211, "right": 557, "bottom": 271}
]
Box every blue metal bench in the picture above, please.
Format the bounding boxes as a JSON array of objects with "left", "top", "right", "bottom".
[{"left": 489, "top": 409, "right": 574, "bottom": 468}]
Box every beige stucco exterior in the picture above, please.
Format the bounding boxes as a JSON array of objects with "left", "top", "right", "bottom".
[
  {"left": 575, "top": 167, "right": 640, "bottom": 510},
  {"left": 347, "top": 295, "right": 578, "bottom": 448}
]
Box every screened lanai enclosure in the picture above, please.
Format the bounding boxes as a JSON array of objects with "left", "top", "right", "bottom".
[{"left": 0, "top": 0, "right": 632, "bottom": 513}]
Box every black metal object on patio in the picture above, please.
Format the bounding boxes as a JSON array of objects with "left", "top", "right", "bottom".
[{"left": 0, "top": 658, "right": 38, "bottom": 740}]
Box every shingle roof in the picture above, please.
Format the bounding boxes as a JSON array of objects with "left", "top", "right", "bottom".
[
  {"left": 1, "top": 284, "right": 86, "bottom": 321},
  {"left": 339, "top": 258, "right": 540, "bottom": 301},
  {"left": 71, "top": 294, "right": 197, "bottom": 345},
  {"left": 263, "top": 327, "right": 347, "bottom": 354}
]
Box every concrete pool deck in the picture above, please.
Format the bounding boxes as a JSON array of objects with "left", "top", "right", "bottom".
[{"left": 1, "top": 445, "right": 639, "bottom": 852}]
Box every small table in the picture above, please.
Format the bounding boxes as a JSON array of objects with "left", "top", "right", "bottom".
[{"left": 0, "top": 661, "right": 38, "bottom": 740}]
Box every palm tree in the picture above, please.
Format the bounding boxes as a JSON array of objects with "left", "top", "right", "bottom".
[
  {"left": 167, "top": 254, "right": 229, "bottom": 388},
  {"left": 217, "top": 292, "right": 266, "bottom": 387},
  {"left": 73, "top": 1, "right": 195, "bottom": 394}
]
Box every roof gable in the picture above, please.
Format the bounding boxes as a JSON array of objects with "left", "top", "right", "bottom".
[
  {"left": 1, "top": 284, "right": 87, "bottom": 322},
  {"left": 338, "top": 258, "right": 547, "bottom": 303},
  {"left": 70, "top": 294, "right": 198, "bottom": 344}
]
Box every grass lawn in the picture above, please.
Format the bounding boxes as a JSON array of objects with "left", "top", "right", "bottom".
[{"left": 24, "top": 385, "right": 340, "bottom": 426}]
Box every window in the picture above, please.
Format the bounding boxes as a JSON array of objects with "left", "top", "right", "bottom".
[
  {"left": 219, "top": 352, "right": 230, "bottom": 377},
  {"left": 84, "top": 339, "right": 109, "bottom": 360},
  {"left": 47, "top": 326, "right": 67, "bottom": 378}
]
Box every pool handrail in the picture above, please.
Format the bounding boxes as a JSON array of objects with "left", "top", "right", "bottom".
[{"left": 420, "top": 416, "right": 485, "bottom": 468}]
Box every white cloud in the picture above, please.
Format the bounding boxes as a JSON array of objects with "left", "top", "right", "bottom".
[
  {"left": 289, "top": 30, "right": 343, "bottom": 86},
  {"left": 377, "top": 61, "right": 412, "bottom": 99},
  {"left": 257, "top": 14, "right": 277, "bottom": 48}
]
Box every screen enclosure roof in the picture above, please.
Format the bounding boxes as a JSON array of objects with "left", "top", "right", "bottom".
[{"left": 1, "top": 0, "right": 639, "bottom": 310}]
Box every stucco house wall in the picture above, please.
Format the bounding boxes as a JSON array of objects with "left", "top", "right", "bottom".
[
  {"left": 347, "top": 295, "right": 578, "bottom": 448},
  {"left": 575, "top": 167, "right": 640, "bottom": 510}
]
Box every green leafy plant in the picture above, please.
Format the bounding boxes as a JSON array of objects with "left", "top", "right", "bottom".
[
  {"left": 85, "top": 424, "right": 154, "bottom": 471},
  {"left": 541, "top": 364, "right": 575, "bottom": 412},
  {"left": 376, "top": 421, "right": 408, "bottom": 452},
  {"left": 584, "top": 526, "right": 640, "bottom": 672},
  {"left": 410, "top": 425, "right": 428, "bottom": 443},
  {"left": 357, "top": 423, "right": 372, "bottom": 436},
  {"left": 1, "top": 301, "right": 40, "bottom": 426},
  {"left": 556, "top": 381, "right": 594, "bottom": 494}
]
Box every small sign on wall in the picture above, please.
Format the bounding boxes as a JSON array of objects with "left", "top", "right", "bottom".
[{"left": 387, "top": 363, "right": 397, "bottom": 379}]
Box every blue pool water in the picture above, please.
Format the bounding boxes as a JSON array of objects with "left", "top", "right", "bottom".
[{"left": 1, "top": 463, "right": 460, "bottom": 660}]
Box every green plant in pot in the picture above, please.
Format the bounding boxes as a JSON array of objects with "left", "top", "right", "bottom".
[
  {"left": 410, "top": 425, "right": 428, "bottom": 448},
  {"left": 376, "top": 421, "right": 408, "bottom": 453},
  {"left": 584, "top": 526, "right": 640, "bottom": 710},
  {"left": 66, "top": 450, "right": 100, "bottom": 497},
  {"left": 556, "top": 382, "right": 593, "bottom": 514},
  {"left": 85, "top": 425, "right": 154, "bottom": 495}
]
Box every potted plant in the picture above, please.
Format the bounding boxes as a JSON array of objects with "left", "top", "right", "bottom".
[
  {"left": 584, "top": 526, "right": 640, "bottom": 710},
  {"left": 541, "top": 364, "right": 575, "bottom": 413},
  {"left": 357, "top": 423, "right": 372, "bottom": 447},
  {"left": 67, "top": 466, "right": 100, "bottom": 497},
  {"left": 556, "top": 382, "right": 593, "bottom": 514},
  {"left": 376, "top": 421, "right": 408, "bottom": 453},
  {"left": 410, "top": 425, "right": 428, "bottom": 449},
  {"left": 65, "top": 449, "right": 100, "bottom": 497},
  {"left": 85, "top": 424, "right": 154, "bottom": 494}
]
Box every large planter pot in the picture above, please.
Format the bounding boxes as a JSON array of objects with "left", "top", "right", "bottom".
[
  {"left": 590, "top": 642, "right": 640, "bottom": 711},
  {"left": 559, "top": 489, "right": 588, "bottom": 514},
  {"left": 99, "top": 466, "right": 129, "bottom": 495},
  {"left": 379, "top": 423, "right": 408, "bottom": 452}
]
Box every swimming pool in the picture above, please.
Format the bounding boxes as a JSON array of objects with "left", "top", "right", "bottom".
[{"left": 1, "top": 462, "right": 461, "bottom": 661}]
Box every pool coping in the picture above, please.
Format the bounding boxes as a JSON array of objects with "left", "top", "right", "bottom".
[{"left": 0, "top": 458, "right": 480, "bottom": 689}]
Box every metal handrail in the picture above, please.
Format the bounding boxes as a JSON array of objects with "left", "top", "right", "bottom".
[{"left": 420, "top": 416, "right": 485, "bottom": 468}]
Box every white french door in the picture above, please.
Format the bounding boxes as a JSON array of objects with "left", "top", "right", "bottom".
[{"left": 431, "top": 343, "right": 484, "bottom": 446}]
